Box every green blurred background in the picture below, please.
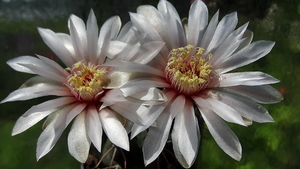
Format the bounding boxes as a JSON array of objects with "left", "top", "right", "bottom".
[{"left": 0, "top": 0, "right": 299, "bottom": 168}]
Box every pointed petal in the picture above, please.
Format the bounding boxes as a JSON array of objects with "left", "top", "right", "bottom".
[
  {"left": 143, "top": 109, "right": 173, "bottom": 166},
  {"left": 205, "top": 12, "right": 238, "bottom": 55},
  {"left": 199, "top": 108, "right": 242, "bottom": 161},
  {"left": 208, "top": 90, "right": 274, "bottom": 123},
  {"left": 38, "top": 28, "right": 74, "bottom": 67},
  {"left": 12, "top": 97, "right": 77, "bottom": 135},
  {"left": 221, "top": 85, "right": 283, "bottom": 104},
  {"left": 69, "top": 14, "right": 88, "bottom": 61},
  {"left": 36, "top": 104, "right": 76, "bottom": 160},
  {"left": 188, "top": 0, "right": 208, "bottom": 46},
  {"left": 7, "top": 56, "right": 38, "bottom": 74},
  {"left": 99, "top": 108, "right": 129, "bottom": 151},
  {"left": 216, "top": 41, "right": 275, "bottom": 73},
  {"left": 87, "top": 9, "right": 99, "bottom": 63},
  {"left": 68, "top": 112, "right": 91, "bottom": 163},
  {"left": 212, "top": 71, "right": 279, "bottom": 87},
  {"left": 172, "top": 99, "right": 199, "bottom": 168},
  {"left": 157, "top": 0, "right": 186, "bottom": 48},
  {"left": 86, "top": 104, "right": 103, "bottom": 152}
]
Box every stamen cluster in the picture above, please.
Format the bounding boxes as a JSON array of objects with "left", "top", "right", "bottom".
[
  {"left": 165, "top": 45, "right": 213, "bottom": 95},
  {"left": 67, "top": 61, "right": 109, "bottom": 101}
]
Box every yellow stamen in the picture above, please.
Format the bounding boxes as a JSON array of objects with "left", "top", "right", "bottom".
[
  {"left": 67, "top": 61, "right": 109, "bottom": 101},
  {"left": 165, "top": 45, "right": 213, "bottom": 95}
]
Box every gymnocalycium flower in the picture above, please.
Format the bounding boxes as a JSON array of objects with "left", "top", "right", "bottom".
[
  {"left": 105, "top": 0, "right": 283, "bottom": 168},
  {"left": 1, "top": 10, "right": 165, "bottom": 163}
]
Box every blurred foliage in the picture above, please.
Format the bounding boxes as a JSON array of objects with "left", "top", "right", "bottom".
[{"left": 0, "top": 0, "right": 299, "bottom": 168}]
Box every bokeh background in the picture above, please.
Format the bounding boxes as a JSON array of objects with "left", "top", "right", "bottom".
[{"left": 0, "top": 0, "right": 299, "bottom": 168}]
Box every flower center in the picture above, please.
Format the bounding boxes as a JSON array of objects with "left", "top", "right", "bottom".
[
  {"left": 165, "top": 45, "right": 213, "bottom": 95},
  {"left": 66, "top": 61, "right": 109, "bottom": 101}
]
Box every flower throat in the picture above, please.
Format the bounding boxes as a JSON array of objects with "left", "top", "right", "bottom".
[{"left": 165, "top": 45, "right": 213, "bottom": 95}]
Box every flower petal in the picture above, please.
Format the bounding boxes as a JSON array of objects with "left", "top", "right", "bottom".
[
  {"left": 99, "top": 108, "right": 129, "bottom": 151},
  {"left": 208, "top": 90, "right": 274, "bottom": 123},
  {"left": 1, "top": 76, "right": 70, "bottom": 103},
  {"left": 36, "top": 103, "right": 76, "bottom": 160},
  {"left": 216, "top": 41, "right": 275, "bottom": 73},
  {"left": 38, "top": 28, "right": 75, "bottom": 67},
  {"left": 143, "top": 107, "right": 173, "bottom": 166},
  {"left": 7, "top": 56, "right": 38, "bottom": 74},
  {"left": 158, "top": 0, "right": 186, "bottom": 48},
  {"left": 69, "top": 14, "right": 88, "bottom": 61},
  {"left": 12, "top": 97, "right": 77, "bottom": 135},
  {"left": 87, "top": 9, "right": 99, "bottom": 63},
  {"left": 221, "top": 85, "right": 283, "bottom": 104},
  {"left": 187, "top": 0, "right": 208, "bottom": 46},
  {"left": 205, "top": 12, "right": 238, "bottom": 55},
  {"left": 199, "top": 108, "right": 242, "bottom": 161},
  {"left": 68, "top": 112, "right": 91, "bottom": 163},
  {"left": 86, "top": 104, "right": 103, "bottom": 152},
  {"left": 212, "top": 71, "right": 279, "bottom": 87},
  {"left": 172, "top": 99, "right": 199, "bottom": 168}
]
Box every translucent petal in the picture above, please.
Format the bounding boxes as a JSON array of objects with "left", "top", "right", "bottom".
[
  {"left": 7, "top": 56, "right": 38, "bottom": 74},
  {"left": 221, "top": 85, "right": 283, "bottom": 104},
  {"left": 36, "top": 104, "right": 76, "bottom": 160},
  {"left": 172, "top": 100, "right": 199, "bottom": 168},
  {"left": 12, "top": 97, "right": 77, "bottom": 135},
  {"left": 187, "top": 0, "right": 208, "bottom": 46},
  {"left": 68, "top": 112, "right": 91, "bottom": 163},
  {"left": 38, "top": 28, "right": 74, "bottom": 67},
  {"left": 86, "top": 104, "right": 103, "bottom": 152},
  {"left": 143, "top": 108, "right": 173, "bottom": 166},
  {"left": 99, "top": 108, "right": 129, "bottom": 151},
  {"left": 87, "top": 9, "right": 99, "bottom": 63},
  {"left": 216, "top": 41, "right": 275, "bottom": 73},
  {"left": 199, "top": 108, "right": 242, "bottom": 161},
  {"left": 212, "top": 71, "right": 279, "bottom": 87}
]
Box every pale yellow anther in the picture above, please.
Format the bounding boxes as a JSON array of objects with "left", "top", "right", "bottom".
[
  {"left": 67, "top": 61, "right": 109, "bottom": 101},
  {"left": 165, "top": 45, "right": 213, "bottom": 95}
]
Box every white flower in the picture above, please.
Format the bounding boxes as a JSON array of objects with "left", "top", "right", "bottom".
[
  {"left": 105, "top": 0, "right": 283, "bottom": 168},
  {"left": 1, "top": 10, "right": 165, "bottom": 163}
]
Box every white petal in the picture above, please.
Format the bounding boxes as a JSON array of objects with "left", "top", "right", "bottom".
[
  {"left": 68, "top": 112, "right": 91, "bottom": 163},
  {"left": 188, "top": 0, "right": 208, "bottom": 46},
  {"left": 172, "top": 99, "right": 199, "bottom": 168},
  {"left": 36, "top": 104, "right": 76, "bottom": 160},
  {"left": 200, "top": 10, "right": 219, "bottom": 49},
  {"left": 210, "top": 23, "right": 249, "bottom": 66},
  {"left": 212, "top": 71, "right": 279, "bottom": 87},
  {"left": 1, "top": 84, "right": 69, "bottom": 103},
  {"left": 38, "top": 28, "right": 75, "bottom": 67},
  {"left": 56, "top": 33, "right": 75, "bottom": 59},
  {"left": 86, "top": 104, "right": 103, "bottom": 152},
  {"left": 221, "top": 85, "right": 283, "bottom": 104},
  {"left": 205, "top": 96, "right": 246, "bottom": 126},
  {"left": 87, "top": 9, "right": 99, "bottom": 63},
  {"left": 205, "top": 12, "right": 238, "bottom": 55},
  {"left": 12, "top": 97, "right": 77, "bottom": 135},
  {"left": 69, "top": 14, "right": 88, "bottom": 61},
  {"left": 20, "top": 62, "right": 66, "bottom": 83},
  {"left": 129, "top": 12, "right": 164, "bottom": 42},
  {"left": 216, "top": 41, "right": 275, "bottom": 73},
  {"left": 99, "top": 108, "right": 129, "bottom": 151},
  {"left": 137, "top": 5, "right": 171, "bottom": 47},
  {"left": 109, "top": 101, "right": 145, "bottom": 125},
  {"left": 7, "top": 56, "right": 38, "bottom": 74},
  {"left": 143, "top": 109, "right": 173, "bottom": 166},
  {"left": 131, "top": 89, "right": 176, "bottom": 138},
  {"left": 120, "top": 78, "right": 170, "bottom": 97},
  {"left": 157, "top": 0, "right": 186, "bottom": 48},
  {"left": 103, "top": 60, "right": 165, "bottom": 77},
  {"left": 208, "top": 90, "right": 274, "bottom": 123},
  {"left": 199, "top": 108, "right": 242, "bottom": 161}
]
